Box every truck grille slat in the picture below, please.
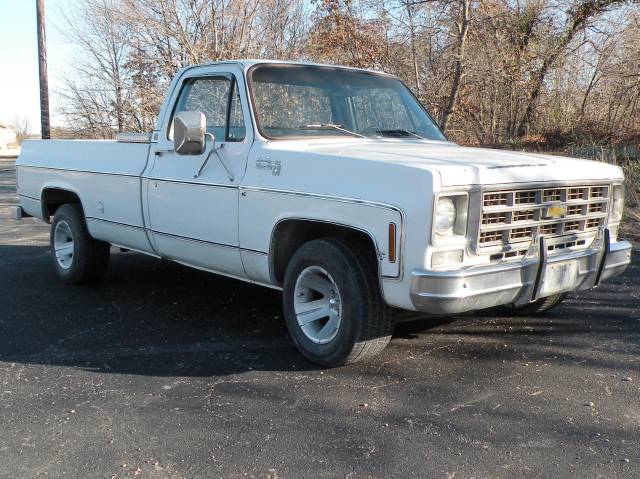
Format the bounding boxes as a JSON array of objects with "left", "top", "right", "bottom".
[
  {"left": 484, "top": 193, "right": 508, "bottom": 207},
  {"left": 515, "top": 191, "right": 536, "bottom": 204},
  {"left": 478, "top": 184, "right": 610, "bottom": 251},
  {"left": 566, "top": 205, "right": 583, "bottom": 216},
  {"left": 568, "top": 188, "right": 585, "bottom": 200},
  {"left": 479, "top": 231, "right": 502, "bottom": 244},
  {"left": 509, "top": 227, "right": 533, "bottom": 240},
  {"left": 481, "top": 212, "right": 507, "bottom": 225},
  {"left": 586, "top": 218, "right": 602, "bottom": 229},
  {"left": 539, "top": 223, "right": 558, "bottom": 235},
  {"left": 513, "top": 210, "right": 536, "bottom": 222},
  {"left": 590, "top": 186, "right": 606, "bottom": 198},
  {"left": 543, "top": 189, "right": 562, "bottom": 202}
]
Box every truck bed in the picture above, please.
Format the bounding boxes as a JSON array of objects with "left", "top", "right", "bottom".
[{"left": 16, "top": 139, "right": 153, "bottom": 253}]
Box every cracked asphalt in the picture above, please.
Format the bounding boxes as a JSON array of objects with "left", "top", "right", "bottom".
[{"left": 1, "top": 157, "right": 639, "bottom": 478}]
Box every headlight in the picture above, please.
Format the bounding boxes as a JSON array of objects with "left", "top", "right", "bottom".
[
  {"left": 435, "top": 197, "right": 456, "bottom": 235},
  {"left": 610, "top": 184, "right": 625, "bottom": 223}
]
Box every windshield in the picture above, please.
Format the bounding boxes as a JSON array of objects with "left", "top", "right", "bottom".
[{"left": 248, "top": 65, "right": 447, "bottom": 141}]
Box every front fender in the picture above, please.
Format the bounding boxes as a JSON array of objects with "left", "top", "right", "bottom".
[{"left": 239, "top": 187, "right": 405, "bottom": 280}]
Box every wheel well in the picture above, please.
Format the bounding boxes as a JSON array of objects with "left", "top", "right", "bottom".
[
  {"left": 270, "top": 219, "right": 380, "bottom": 285},
  {"left": 41, "top": 188, "right": 81, "bottom": 222}
]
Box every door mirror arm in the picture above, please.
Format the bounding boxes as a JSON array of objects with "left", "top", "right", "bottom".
[{"left": 194, "top": 133, "right": 234, "bottom": 182}]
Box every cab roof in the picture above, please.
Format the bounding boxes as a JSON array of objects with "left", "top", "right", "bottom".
[{"left": 183, "top": 59, "right": 394, "bottom": 77}]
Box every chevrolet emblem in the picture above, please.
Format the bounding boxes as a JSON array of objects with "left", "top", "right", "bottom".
[{"left": 545, "top": 205, "right": 566, "bottom": 219}]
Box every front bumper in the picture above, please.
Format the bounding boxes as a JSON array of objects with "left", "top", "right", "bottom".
[{"left": 410, "top": 228, "right": 632, "bottom": 315}]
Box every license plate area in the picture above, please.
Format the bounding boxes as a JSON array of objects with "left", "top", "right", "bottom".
[{"left": 539, "top": 260, "right": 579, "bottom": 297}]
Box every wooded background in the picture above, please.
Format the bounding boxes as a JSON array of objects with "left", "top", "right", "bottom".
[{"left": 56, "top": 1, "right": 640, "bottom": 164}]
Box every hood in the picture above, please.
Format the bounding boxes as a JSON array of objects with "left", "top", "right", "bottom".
[{"left": 272, "top": 139, "right": 623, "bottom": 187}]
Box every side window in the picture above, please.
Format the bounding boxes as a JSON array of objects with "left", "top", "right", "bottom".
[{"left": 169, "top": 75, "right": 246, "bottom": 143}]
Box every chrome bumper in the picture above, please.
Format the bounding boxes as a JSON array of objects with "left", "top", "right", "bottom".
[{"left": 410, "top": 228, "right": 632, "bottom": 315}]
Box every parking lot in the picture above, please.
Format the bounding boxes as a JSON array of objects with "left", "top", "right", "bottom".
[{"left": 1, "top": 157, "right": 639, "bottom": 478}]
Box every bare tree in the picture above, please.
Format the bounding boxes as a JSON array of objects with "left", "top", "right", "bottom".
[
  {"left": 57, "top": 0, "right": 639, "bottom": 149},
  {"left": 11, "top": 116, "right": 31, "bottom": 144},
  {"left": 440, "top": 0, "right": 471, "bottom": 130},
  {"left": 516, "top": 0, "right": 630, "bottom": 135},
  {"left": 59, "top": 0, "right": 134, "bottom": 136}
]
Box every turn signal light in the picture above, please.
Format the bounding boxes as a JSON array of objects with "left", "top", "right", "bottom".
[{"left": 388, "top": 223, "right": 397, "bottom": 263}]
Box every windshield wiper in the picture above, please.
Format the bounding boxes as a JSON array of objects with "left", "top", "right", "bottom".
[
  {"left": 375, "top": 129, "right": 426, "bottom": 140},
  {"left": 298, "top": 124, "right": 365, "bottom": 138}
]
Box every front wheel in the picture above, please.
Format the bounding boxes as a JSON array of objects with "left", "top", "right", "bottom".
[
  {"left": 282, "top": 238, "right": 393, "bottom": 367},
  {"left": 50, "top": 203, "right": 110, "bottom": 284}
]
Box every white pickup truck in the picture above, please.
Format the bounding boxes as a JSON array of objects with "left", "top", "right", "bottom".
[{"left": 16, "top": 60, "right": 632, "bottom": 366}]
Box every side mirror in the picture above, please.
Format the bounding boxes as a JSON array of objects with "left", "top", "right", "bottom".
[{"left": 173, "top": 111, "right": 207, "bottom": 155}]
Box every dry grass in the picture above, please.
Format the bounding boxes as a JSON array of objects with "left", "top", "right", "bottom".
[{"left": 620, "top": 206, "right": 640, "bottom": 245}]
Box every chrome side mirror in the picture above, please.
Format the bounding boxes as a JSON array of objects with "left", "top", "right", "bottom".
[{"left": 173, "top": 111, "right": 207, "bottom": 155}]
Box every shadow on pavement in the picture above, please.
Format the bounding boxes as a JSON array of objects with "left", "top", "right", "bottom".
[{"left": 0, "top": 244, "right": 638, "bottom": 378}]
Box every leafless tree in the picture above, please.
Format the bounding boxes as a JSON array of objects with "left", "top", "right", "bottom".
[
  {"left": 58, "top": 0, "right": 640, "bottom": 151},
  {"left": 10, "top": 116, "right": 31, "bottom": 144},
  {"left": 440, "top": 0, "right": 471, "bottom": 130}
]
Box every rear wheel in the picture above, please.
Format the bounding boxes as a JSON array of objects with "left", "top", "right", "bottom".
[
  {"left": 282, "top": 238, "right": 393, "bottom": 367},
  {"left": 50, "top": 203, "right": 110, "bottom": 284},
  {"left": 507, "top": 293, "right": 567, "bottom": 316}
]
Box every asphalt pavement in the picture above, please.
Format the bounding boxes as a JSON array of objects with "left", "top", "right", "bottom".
[{"left": 1, "top": 157, "right": 639, "bottom": 478}]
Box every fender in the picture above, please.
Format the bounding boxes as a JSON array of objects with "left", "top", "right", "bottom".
[{"left": 40, "top": 183, "right": 86, "bottom": 223}]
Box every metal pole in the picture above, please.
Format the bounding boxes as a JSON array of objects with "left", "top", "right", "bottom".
[
  {"left": 36, "top": 0, "right": 50, "bottom": 139},
  {"left": 406, "top": 1, "right": 421, "bottom": 98}
]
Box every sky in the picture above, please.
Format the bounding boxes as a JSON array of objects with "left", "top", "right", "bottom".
[{"left": 0, "top": 0, "right": 76, "bottom": 133}]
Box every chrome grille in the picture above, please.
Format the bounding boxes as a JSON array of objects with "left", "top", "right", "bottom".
[
  {"left": 510, "top": 227, "right": 533, "bottom": 240},
  {"left": 543, "top": 188, "right": 562, "bottom": 202},
  {"left": 515, "top": 191, "right": 536, "bottom": 204},
  {"left": 586, "top": 217, "right": 603, "bottom": 229},
  {"left": 513, "top": 209, "right": 535, "bottom": 222},
  {"left": 567, "top": 187, "right": 585, "bottom": 200},
  {"left": 482, "top": 212, "right": 507, "bottom": 225},
  {"left": 564, "top": 221, "right": 581, "bottom": 233},
  {"left": 478, "top": 184, "right": 610, "bottom": 251},
  {"left": 566, "top": 205, "right": 582, "bottom": 216},
  {"left": 539, "top": 223, "right": 557, "bottom": 235},
  {"left": 484, "top": 193, "right": 508, "bottom": 207},
  {"left": 548, "top": 238, "right": 587, "bottom": 251},
  {"left": 480, "top": 231, "right": 502, "bottom": 244}
]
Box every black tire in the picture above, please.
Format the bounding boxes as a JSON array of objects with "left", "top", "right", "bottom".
[
  {"left": 282, "top": 238, "right": 393, "bottom": 367},
  {"left": 50, "top": 203, "right": 110, "bottom": 284},
  {"left": 507, "top": 293, "right": 567, "bottom": 316}
]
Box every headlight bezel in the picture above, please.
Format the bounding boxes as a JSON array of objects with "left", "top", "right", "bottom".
[
  {"left": 435, "top": 197, "right": 456, "bottom": 235},
  {"left": 432, "top": 192, "right": 469, "bottom": 243}
]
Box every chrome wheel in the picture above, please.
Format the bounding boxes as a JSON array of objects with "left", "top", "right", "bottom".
[
  {"left": 293, "top": 266, "right": 342, "bottom": 344},
  {"left": 53, "top": 220, "right": 74, "bottom": 269}
]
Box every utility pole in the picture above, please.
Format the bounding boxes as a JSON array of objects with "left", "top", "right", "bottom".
[
  {"left": 36, "top": 0, "right": 50, "bottom": 139},
  {"left": 406, "top": 1, "right": 421, "bottom": 99}
]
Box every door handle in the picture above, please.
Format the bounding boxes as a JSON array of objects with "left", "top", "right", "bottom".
[{"left": 154, "top": 149, "right": 174, "bottom": 156}]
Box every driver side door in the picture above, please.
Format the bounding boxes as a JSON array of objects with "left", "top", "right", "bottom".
[{"left": 144, "top": 67, "right": 250, "bottom": 277}]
